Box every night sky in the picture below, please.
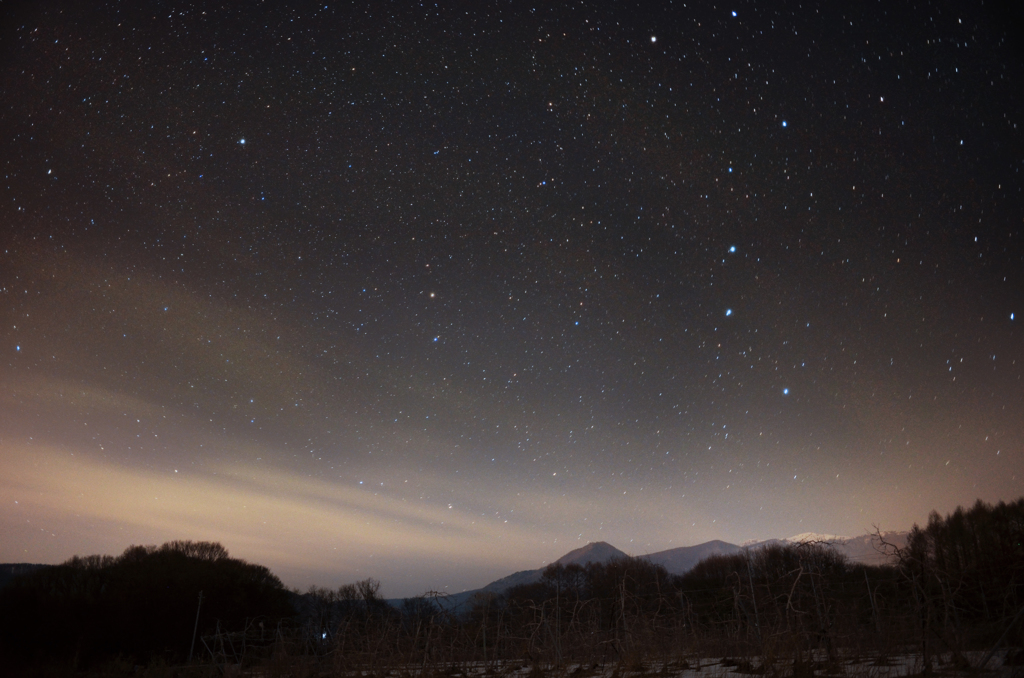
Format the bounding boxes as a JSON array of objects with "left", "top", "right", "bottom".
[{"left": 2, "top": 1, "right": 1022, "bottom": 598}]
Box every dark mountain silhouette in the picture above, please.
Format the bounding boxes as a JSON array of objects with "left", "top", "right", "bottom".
[
  {"left": 431, "top": 532, "right": 906, "bottom": 608},
  {"left": 479, "top": 568, "right": 542, "bottom": 594},
  {"left": 555, "top": 540, "right": 630, "bottom": 566},
  {"left": 644, "top": 540, "right": 742, "bottom": 573},
  {"left": 408, "top": 541, "right": 633, "bottom": 609},
  {"left": 475, "top": 541, "right": 629, "bottom": 595}
]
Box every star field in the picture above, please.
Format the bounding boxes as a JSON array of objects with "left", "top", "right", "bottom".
[{"left": 1, "top": 1, "right": 1022, "bottom": 597}]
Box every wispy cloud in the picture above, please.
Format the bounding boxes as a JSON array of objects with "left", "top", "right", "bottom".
[{"left": 1, "top": 440, "right": 583, "bottom": 594}]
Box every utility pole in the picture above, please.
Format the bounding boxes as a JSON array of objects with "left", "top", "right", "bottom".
[{"left": 189, "top": 591, "right": 204, "bottom": 663}]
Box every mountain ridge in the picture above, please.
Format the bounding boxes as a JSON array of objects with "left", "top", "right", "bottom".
[
  {"left": 2, "top": 532, "right": 908, "bottom": 604},
  {"left": 463, "top": 531, "right": 908, "bottom": 601}
]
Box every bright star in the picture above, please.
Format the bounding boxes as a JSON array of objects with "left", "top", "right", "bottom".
[
  {"left": 651, "top": 36, "right": 657, "bottom": 43},
  {"left": 782, "top": 121, "right": 787, "bottom": 127},
  {"left": 729, "top": 246, "right": 736, "bottom": 253},
  {"left": 783, "top": 388, "right": 789, "bottom": 395},
  {"left": 239, "top": 138, "right": 246, "bottom": 145}
]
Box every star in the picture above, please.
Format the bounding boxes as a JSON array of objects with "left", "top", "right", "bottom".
[{"left": 1, "top": 0, "right": 1018, "bottom": 602}]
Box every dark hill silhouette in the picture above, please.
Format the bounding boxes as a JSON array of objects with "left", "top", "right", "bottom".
[{"left": 0, "top": 541, "right": 293, "bottom": 671}]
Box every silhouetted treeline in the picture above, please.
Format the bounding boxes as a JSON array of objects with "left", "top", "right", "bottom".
[
  {"left": 266, "top": 547, "right": 899, "bottom": 672},
  {"left": 885, "top": 498, "right": 1024, "bottom": 673},
  {"left": 0, "top": 540, "right": 292, "bottom": 671},
  {"left": 293, "top": 577, "right": 405, "bottom": 665},
  {"left": 456, "top": 545, "right": 885, "bottom": 666},
  {"left": 275, "top": 498, "right": 1022, "bottom": 673},
  {"left": 0, "top": 562, "right": 49, "bottom": 589},
  {"left": 2, "top": 498, "right": 1022, "bottom": 674}
]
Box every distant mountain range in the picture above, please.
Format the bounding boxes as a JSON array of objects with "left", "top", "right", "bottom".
[
  {"left": 646, "top": 539, "right": 744, "bottom": 573},
  {"left": 1, "top": 531, "right": 908, "bottom": 604},
  {"left": 431, "top": 530, "right": 908, "bottom": 609},
  {"left": 742, "top": 531, "right": 908, "bottom": 567}
]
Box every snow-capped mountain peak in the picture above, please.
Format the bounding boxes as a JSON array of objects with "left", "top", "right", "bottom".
[{"left": 785, "top": 532, "right": 849, "bottom": 543}]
